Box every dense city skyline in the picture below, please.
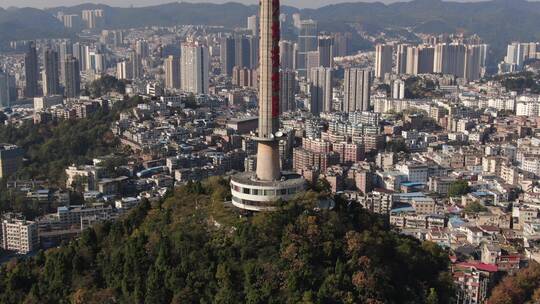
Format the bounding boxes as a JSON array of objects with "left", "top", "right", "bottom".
[
  {"left": 1, "top": 0, "right": 493, "bottom": 9},
  {"left": 2, "top": 0, "right": 540, "bottom": 303}
]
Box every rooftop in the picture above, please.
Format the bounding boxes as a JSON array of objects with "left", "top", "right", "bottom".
[
  {"left": 231, "top": 171, "right": 305, "bottom": 188},
  {"left": 456, "top": 262, "right": 498, "bottom": 273},
  {"left": 0, "top": 143, "right": 20, "bottom": 151}
]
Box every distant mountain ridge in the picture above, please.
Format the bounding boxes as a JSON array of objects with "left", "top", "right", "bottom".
[
  {"left": 0, "top": 7, "right": 68, "bottom": 46},
  {"left": 2, "top": 0, "right": 540, "bottom": 62}
]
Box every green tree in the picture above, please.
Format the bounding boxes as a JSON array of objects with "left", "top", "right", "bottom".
[
  {"left": 489, "top": 262, "right": 540, "bottom": 304},
  {"left": 86, "top": 75, "right": 127, "bottom": 98},
  {"left": 0, "top": 111, "right": 7, "bottom": 124},
  {"left": 386, "top": 139, "right": 409, "bottom": 153},
  {"left": 427, "top": 288, "right": 439, "bottom": 304},
  {"left": 464, "top": 201, "right": 488, "bottom": 214},
  {"left": 448, "top": 180, "right": 470, "bottom": 198}
]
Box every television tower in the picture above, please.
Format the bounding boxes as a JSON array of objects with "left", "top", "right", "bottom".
[
  {"left": 230, "top": 0, "right": 305, "bottom": 212},
  {"left": 255, "top": 0, "right": 281, "bottom": 181}
]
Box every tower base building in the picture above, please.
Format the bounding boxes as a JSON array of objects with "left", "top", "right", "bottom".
[{"left": 231, "top": 172, "right": 305, "bottom": 212}]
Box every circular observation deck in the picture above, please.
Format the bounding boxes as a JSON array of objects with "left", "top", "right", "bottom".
[{"left": 230, "top": 172, "right": 306, "bottom": 212}]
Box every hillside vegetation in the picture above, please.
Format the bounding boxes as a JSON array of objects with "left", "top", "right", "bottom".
[
  {"left": 0, "top": 179, "right": 454, "bottom": 304},
  {"left": 488, "top": 262, "right": 540, "bottom": 304}
]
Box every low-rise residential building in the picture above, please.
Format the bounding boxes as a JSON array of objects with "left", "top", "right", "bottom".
[{"left": 1, "top": 214, "right": 39, "bottom": 254}]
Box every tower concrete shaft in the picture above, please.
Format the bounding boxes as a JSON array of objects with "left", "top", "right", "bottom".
[{"left": 256, "top": 0, "right": 281, "bottom": 181}]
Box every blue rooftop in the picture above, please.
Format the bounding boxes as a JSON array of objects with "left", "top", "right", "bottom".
[
  {"left": 472, "top": 191, "right": 491, "bottom": 197},
  {"left": 395, "top": 192, "right": 426, "bottom": 197},
  {"left": 391, "top": 206, "right": 415, "bottom": 214},
  {"left": 401, "top": 182, "right": 426, "bottom": 187},
  {"left": 449, "top": 217, "right": 466, "bottom": 227},
  {"left": 57, "top": 206, "right": 69, "bottom": 212}
]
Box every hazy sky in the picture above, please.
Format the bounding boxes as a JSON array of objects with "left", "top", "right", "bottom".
[{"left": 0, "top": 0, "right": 484, "bottom": 10}]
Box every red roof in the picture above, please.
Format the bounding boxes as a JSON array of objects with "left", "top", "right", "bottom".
[
  {"left": 458, "top": 262, "right": 498, "bottom": 272},
  {"left": 374, "top": 187, "right": 394, "bottom": 194},
  {"left": 499, "top": 255, "right": 521, "bottom": 262},
  {"left": 479, "top": 225, "right": 499, "bottom": 233}
]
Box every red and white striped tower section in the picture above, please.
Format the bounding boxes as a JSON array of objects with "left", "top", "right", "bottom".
[{"left": 255, "top": 0, "right": 281, "bottom": 181}]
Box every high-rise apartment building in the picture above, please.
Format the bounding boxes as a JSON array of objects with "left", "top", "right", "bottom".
[
  {"left": 318, "top": 36, "right": 334, "bottom": 68},
  {"left": 247, "top": 15, "right": 258, "bottom": 36},
  {"left": 72, "top": 43, "right": 83, "bottom": 70},
  {"left": 24, "top": 42, "right": 39, "bottom": 98},
  {"left": 86, "top": 51, "right": 105, "bottom": 74},
  {"left": 433, "top": 43, "right": 445, "bottom": 74},
  {"left": 297, "top": 19, "right": 318, "bottom": 77},
  {"left": 406, "top": 45, "right": 435, "bottom": 75},
  {"left": 116, "top": 60, "right": 132, "bottom": 80},
  {"left": 129, "top": 50, "right": 143, "bottom": 79},
  {"left": 1, "top": 72, "right": 16, "bottom": 106},
  {"left": 59, "top": 41, "right": 73, "bottom": 85},
  {"left": 375, "top": 44, "right": 393, "bottom": 79},
  {"left": 64, "top": 56, "right": 81, "bottom": 98},
  {"left": 454, "top": 43, "right": 483, "bottom": 80},
  {"left": 135, "top": 39, "right": 150, "bottom": 59},
  {"left": 235, "top": 35, "right": 252, "bottom": 69},
  {"left": 478, "top": 44, "right": 489, "bottom": 69},
  {"left": 343, "top": 68, "right": 371, "bottom": 113},
  {"left": 433, "top": 43, "right": 466, "bottom": 77},
  {"left": 306, "top": 51, "right": 321, "bottom": 74},
  {"left": 249, "top": 36, "right": 259, "bottom": 69},
  {"left": 43, "top": 48, "right": 61, "bottom": 96},
  {"left": 292, "top": 13, "right": 301, "bottom": 28},
  {"left": 0, "top": 144, "right": 23, "bottom": 179},
  {"left": 310, "top": 67, "right": 333, "bottom": 115},
  {"left": 392, "top": 79, "right": 406, "bottom": 100},
  {"left": 232, "top": 66, "right": 257, "bottom": 88},
  {"left": 405, "top": 47, "right": 417, "bottom": 75},
  {"left": 464, "top": 45, "right": 483, "bottom": 82},
  {"left": 81, "top": 45, "right": 91, "bottom": 72},
  {"left": 503, "top": 42, "right": 535, "bottom": 71},
  {"left": 333, "top": 32, "right": 353, "bottom": 57},
  {"left": 8, "top": 75, "right": 16, "bottom": 104},
  {"left": 62, "top": 14, "right": 82, "bottom": 29},
  {"left": 506, "top": 42, "right": 525, "bottom": 68},
  {"left": 419, "top": 46, "right": 435, "bottom": 74},
  {"left": 220, "top": 36, "right": 235, "bottom": 75},
  {"left": 396, "top": 44, "right": 409, "bottom": 75},
  {"left": 82, "top": 9, "right": 104, "bottom": 29},
  {"left": 0, "top": 70, "right": 12, "bottom": 108},
  {"left": 280, "top": 70, "right": 296, "bottom": 113},
  {"left": 181, "top": 43, "right": 209, "bottom": 94},
  {"left": 164, "top": 55, "right": 181, "bottom": 89},
  {"left": 279, "top": 40, "right": 295, "bottom": 70}
]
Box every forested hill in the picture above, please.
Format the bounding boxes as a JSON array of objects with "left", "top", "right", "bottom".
[{"left": 0, "top": 178, "right": 454, "bottom": 304}]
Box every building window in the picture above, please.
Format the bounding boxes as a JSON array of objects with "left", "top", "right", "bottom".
[{"left": 263, "top": 189, "right": 275, "bottom": 196}]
